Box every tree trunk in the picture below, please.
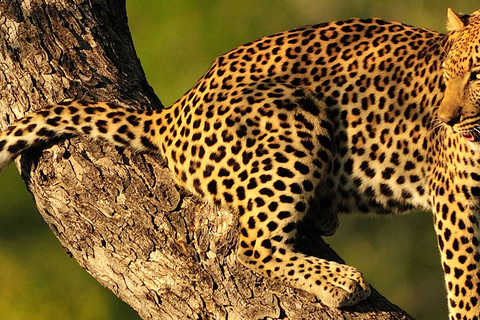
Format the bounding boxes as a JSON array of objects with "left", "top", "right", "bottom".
[{"left": 0, "top": 1, "right": 414, "bottom": 319}]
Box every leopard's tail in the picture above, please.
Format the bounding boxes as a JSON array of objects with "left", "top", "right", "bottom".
[{"left": 0, "top": 101, "right": 165, "bottom": 173}]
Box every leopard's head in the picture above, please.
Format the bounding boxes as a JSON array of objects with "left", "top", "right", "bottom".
[{"left": 439, "top": 8, "right": 480, "bottom": 142}]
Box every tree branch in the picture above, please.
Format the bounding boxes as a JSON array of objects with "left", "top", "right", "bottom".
[{"left": 0, "top": 0, "right": 414, "bottom": 319}]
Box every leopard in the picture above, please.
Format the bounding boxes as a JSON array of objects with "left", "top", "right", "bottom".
[{"left": 2, "top": 6, "right": 480, "bottom": 320}]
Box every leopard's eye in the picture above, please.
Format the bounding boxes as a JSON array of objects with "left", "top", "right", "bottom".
[{"left": 470, "top": 70, "right": 480, "bottom": 81}]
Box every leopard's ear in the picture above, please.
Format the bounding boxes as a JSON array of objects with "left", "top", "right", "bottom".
[{"left": 447, "top": 8, "right": 468, "bottom": 32}]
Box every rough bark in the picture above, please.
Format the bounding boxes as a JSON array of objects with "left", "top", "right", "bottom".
[{"left": 0, "top": 0, "right": 414, "bottom": 319}]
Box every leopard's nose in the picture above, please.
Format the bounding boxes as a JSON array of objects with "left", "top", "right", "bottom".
[
  {"left": 440, "top": 115, "right": 460, "bottom": 126},
  {"left": 439, "top": 110, "right": 461, "bottom": 127}
]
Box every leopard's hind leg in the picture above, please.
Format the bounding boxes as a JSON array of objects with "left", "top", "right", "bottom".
[
  {"left": 176, "top": 82, "right": 370, "bottom": 307},
  {"left": 233, "top": 91, "right": 369, "bottom": 306}
]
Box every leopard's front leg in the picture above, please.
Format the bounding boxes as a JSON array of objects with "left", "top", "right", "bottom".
[{"left": 431, "top": 163, "right": 480, "bottom": 320}]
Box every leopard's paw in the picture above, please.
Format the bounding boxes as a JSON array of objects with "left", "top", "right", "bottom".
[{"left": 308, "top": 261, "right": 371, "bottom": 307}]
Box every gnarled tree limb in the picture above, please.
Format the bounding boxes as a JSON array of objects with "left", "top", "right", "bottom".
[{"left": 0, "top": 0, "right": 413, "bottom": 319}]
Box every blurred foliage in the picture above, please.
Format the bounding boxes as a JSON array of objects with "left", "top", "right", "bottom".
[{"left": 1, "top": 1, "right": 479, "bottom": 319}]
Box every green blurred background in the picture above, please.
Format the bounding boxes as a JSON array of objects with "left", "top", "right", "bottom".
[{"left": 1, "top": 1, "right": 479, "bottom": 319}]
